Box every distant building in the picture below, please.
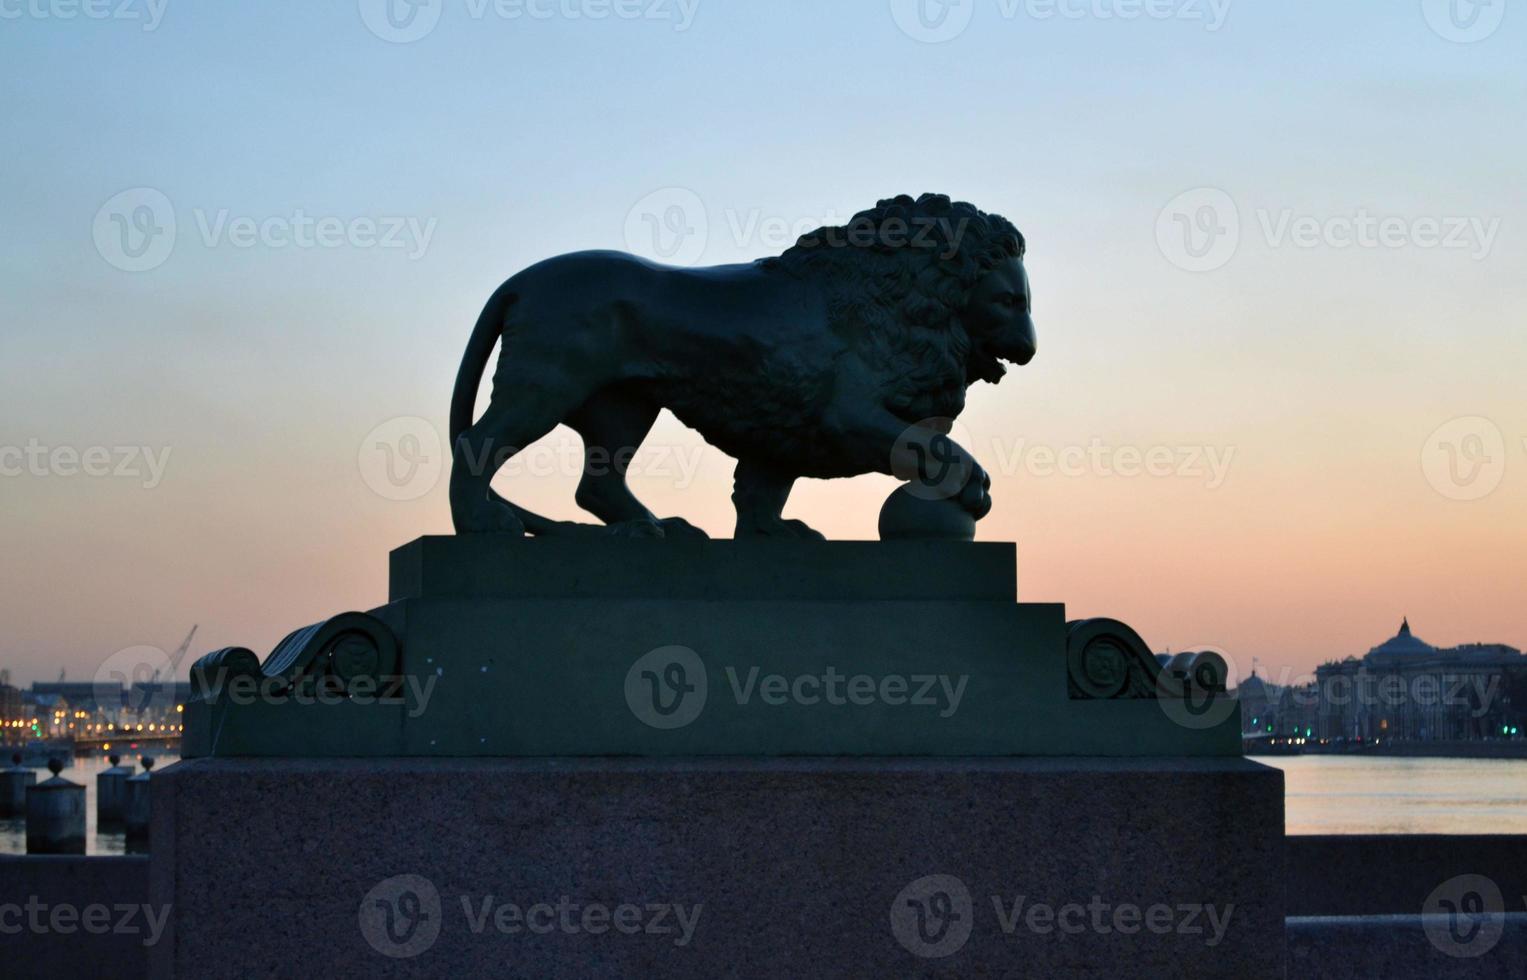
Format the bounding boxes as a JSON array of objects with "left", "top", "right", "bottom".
[
  {"left": 1235, "top": 670, "right": 1320, "bottom": 743},
  {"left": 30, "top": 681, "right": 118, "bottom": 717},
  {"left": 0, "top": 677, "right": 191, "bottom": 743},
  {"left": 25, "top": 692, "right": 70, "bottom": 737},
  {"left": 126, "top": 680, "right": 192, "bottom": 723},
  {"left": 17, "top": 679, "right": 187, "bottom": 741},
  {"left": 1316, "top": 620, "right": 1526, "bottom": 743},
  {"left": 1276, "top": 682, "right": 1322, "bottom": 740},
  {"left": 0, "top": 679, "right": 25, "bottom": 743},
  {"left": 1237, "top": 670, "right": 1275, "bottom": 733}
]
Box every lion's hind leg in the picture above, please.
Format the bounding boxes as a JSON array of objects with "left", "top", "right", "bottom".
[
  {"left": 451, "top": 400, "right": 539, "bottom": 535},
  {"left": 569, "top": 387, "right": 708, "bottom": 540},
  {"left": 451, "top": 365, "right": 596, "bottom": 535},
  {"left": 731, "top": 459, "right": 825, "bottom": 540}
]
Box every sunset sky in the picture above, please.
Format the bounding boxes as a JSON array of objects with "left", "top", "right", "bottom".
[{"left": 2, "top": 1, "right": 1523, "bottom": 688}]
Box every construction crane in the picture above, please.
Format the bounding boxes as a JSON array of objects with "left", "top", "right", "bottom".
[{"left": 146, "top": 625, "right": 199, "bottom": 685}]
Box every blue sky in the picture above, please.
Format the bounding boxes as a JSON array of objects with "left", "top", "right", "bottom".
[{"left": 1, "top": 0, "right": 1524, "bottom": 684}]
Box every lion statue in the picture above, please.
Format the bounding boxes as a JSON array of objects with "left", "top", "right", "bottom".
[{"left": 450, "top": 192, "right": 1035, "bottom": 539}]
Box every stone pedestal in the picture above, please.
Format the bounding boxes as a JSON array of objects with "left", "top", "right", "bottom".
[
  {"left": 166, "top": 537, "right": 1268, "bottom": 975},
  {"left": 185, "top": 537, "right": 1240, "bottom": 759},
  {"left": 150, "top": 757, "right": 1283, "bottom": 979}
]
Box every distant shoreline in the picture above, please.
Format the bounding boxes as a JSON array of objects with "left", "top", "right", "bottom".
[{"left": 1250, "top": 740, "right": 1527, "bottom": 761}]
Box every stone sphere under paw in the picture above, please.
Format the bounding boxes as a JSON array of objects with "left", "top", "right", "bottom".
[{"left": 877, "top": 485, "right": 977, "bottom": 542}]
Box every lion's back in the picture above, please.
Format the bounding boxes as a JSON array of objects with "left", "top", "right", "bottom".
[
  {"left": 503, "top": 250, "right": 661, "bottom": 321},
  {"left": 499, "top": 250, "right": 858, "bottom": 473},
  {"left": 628, "top": 264, "right": 843, "bottom": 467}
]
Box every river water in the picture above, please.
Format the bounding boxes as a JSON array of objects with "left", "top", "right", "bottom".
[
  {"left": 1, "top": 753, "right": 178, "bottom": 856},
  {"left": 1257, "top": 755, "right": 1527, "bottom": 834}
]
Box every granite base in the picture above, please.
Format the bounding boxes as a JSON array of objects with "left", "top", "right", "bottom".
[{"left": 149, "top": 756, "right": 1283, "bottom": 978}]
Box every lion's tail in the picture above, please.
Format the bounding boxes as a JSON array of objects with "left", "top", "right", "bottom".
[
  {"left": 449, "top": 281, "right": 516, "bottom": 447},
  {"left": 448, "top": 283, "right": 565, "bottom": 537}
]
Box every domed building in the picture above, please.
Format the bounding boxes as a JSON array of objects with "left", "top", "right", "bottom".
[
  {"left": 1316, "top": 619, "right": 1526, "bottom": 745},
  {"left": 1233, "top": 671, "right": 1282, "bottom": 732},
  {"left": 1363, "top": 618, "right": 1435, "bottom": 665},
  {"left": 1236, "top": 670, "right": 1273, "bottom": 728}
]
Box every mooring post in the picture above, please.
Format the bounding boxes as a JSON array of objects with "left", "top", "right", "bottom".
[
  {"left": 25, "top": 757, "right": 85, "bottom": 854},
  {"left": 0, "top": 753, "right": 37, "bottom": 818},
  {"left": 124, "top": 755, "right": 156, "bottom": 843},
  {"left": 97, "top": 752, "right": 134, "bottom": 826}
]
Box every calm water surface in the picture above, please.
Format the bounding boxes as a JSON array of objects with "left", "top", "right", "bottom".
[
  {"left": 1, "top": 753, "right": 179, "bottom": 856},
  {"left": 1257, "top": 755, "right": 1527, "bottom": 834}
]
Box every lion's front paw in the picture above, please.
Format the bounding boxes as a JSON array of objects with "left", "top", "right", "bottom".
[{"left": 958, "top": 464, "right": 993, "bottom": 520}]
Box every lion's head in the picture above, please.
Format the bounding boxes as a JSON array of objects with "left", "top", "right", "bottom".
[{"left": 766, "top": 193, "right": 1034, "bottom": 420}]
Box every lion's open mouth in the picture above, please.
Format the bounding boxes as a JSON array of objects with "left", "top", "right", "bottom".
[{"left": 969, "top": 350, "right": 1008, "bottom": 385}]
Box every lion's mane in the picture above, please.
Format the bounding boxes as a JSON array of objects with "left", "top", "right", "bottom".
[{"left": 765, "top": 193, "right": 1025, "bottom": 419}]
